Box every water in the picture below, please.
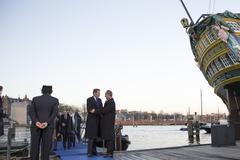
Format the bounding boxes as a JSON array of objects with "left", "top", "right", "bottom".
[
  {"left": 1, "top": 127, "right": 30, "bottom": 142},
  {"left": 15, "top": 127, "right": 31, "bottom": 141},
  {"left": 122, "top": 125, "right": 211, "bottom": 150},
  {"left": 2, "top": 126, "right": 211, "bottom": 151}
]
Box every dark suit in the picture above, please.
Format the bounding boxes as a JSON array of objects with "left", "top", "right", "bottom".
[
  {"left": 85, "top": 96, "right": 103, "bottom": 155},
  {"left": 0, "top": 97, "right": 4, "bottom": 136},
  {"left": 60, "top": 114, "right": 73, "bottom": 149},
  {"left": 68, "top": 114, "right": 76, "bottom": 148},
  {"left": 74, "top": 112, "right": 82, "bottom": 142},
  {"left": 95, "top": 98, "right": 116, "bottom": 154},
  {"left": 28, "top": 94, "right": 59, "bottom": 160}
]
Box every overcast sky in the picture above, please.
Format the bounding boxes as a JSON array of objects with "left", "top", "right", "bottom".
[{"left": 1, "top": 0, "right": 239, "bottom": 114}]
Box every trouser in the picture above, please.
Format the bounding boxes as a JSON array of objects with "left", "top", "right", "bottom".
[
  {"left": 75, "top": 130, "right": 81, "bottom": 142},
  {"left": 87, "top": 139, "right": 97, "bottom": 154},
  {"left": 62, "top": 133, "right": 69, "bottom": 149},
  {"left": 30, "top": 127, "right": 53, "bottom": 160},
  {"left": 52, "top": 131, "right": 59, "bottom": 150},
  {"left": 68, "top": 132, "right": 75, "bottom": 148},
  {"left": 106, "top": 140, "right": 114, "bottom": 154}
]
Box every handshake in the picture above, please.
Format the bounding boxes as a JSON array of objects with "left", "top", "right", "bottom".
[
  {"left": 90, "top": 109, "right": 95, "bottom": 113},
  {"left": 35, "top": 122, "right": 48, "bottom": 129}
]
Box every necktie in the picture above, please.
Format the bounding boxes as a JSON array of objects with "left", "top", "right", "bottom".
[{"left": 95, "top": 99, "right": 100, "bottom": 108}]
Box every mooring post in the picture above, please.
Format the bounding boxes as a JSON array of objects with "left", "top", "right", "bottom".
[
  {"left": 7, "top": 118, "right": 13, "bottom": 160},
  {"left": 187, "top": 116, "right": 193, "bottom": 139}
]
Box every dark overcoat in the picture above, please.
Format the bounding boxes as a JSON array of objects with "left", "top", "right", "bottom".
[
  {"left": 28, "top": 94, "right": 59, "bottom": 128},
  {"left": 60, "top": 114, "right": 72, "bottom": 135},
  {"left": 74, "top": 113, "right": 82, "bottom": 132},
  {"left": 95, "top": 98, "right": 116, "bottom": 140},
  {"left": 85, "top": 96, "right": 103, "bottom": 139},
  {"left": 0, "top": 97, "right": 4, "bottom": 136},
  {"left": 28, "top": 94, "right": 59, "bottom": 160}
]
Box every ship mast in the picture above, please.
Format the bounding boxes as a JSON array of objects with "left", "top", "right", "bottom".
[{"left": 179, "top": 0, "right": 194, "bottom": 25}]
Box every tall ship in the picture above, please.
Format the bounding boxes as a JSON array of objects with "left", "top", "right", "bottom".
[{"left": 180, "top": 1, "right": 240, "bottom": 139}]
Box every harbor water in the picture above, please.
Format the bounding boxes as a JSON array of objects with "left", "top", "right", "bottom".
[{"left": 122, "top": 125, "right": 211, "bottom": 150}]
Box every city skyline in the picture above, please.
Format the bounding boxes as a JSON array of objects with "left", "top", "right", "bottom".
[{"left": 1, "top": 0, "right": 239, "bottom": 114}]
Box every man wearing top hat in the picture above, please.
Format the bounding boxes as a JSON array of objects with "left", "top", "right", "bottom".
[{"left": 28, "top": 85, "right": 59, "bottom": 160}]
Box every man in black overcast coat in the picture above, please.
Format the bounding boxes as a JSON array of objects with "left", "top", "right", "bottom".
[
  {"left": 91, "top": 90, "right": 116, "bottom": 157},
  {"left": 85, "top": 88, "right": 103, "bottom": 157},
  {"left": 28, "top": 85, "right": 59, "bottom": 160},
  {"left": 0, "top": 86, "right": 5, "bottom": 137}
]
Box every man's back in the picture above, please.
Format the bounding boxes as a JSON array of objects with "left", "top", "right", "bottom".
[{"left": 30, "top": 94, "right": 59, "bottom": 127}]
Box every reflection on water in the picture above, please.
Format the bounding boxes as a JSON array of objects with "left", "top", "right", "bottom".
[{"left": 121, "top": 125, "right": 211, "bottom": 150}]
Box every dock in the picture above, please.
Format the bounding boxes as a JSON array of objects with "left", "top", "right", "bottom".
[
  {"left": 114, "top": 141, "right": 240, "bottom": 160},
  {"left": 54, "top": 142, "right": 113, "bottom": 160}
]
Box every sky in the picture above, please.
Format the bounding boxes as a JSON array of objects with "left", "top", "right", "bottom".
[{"left": 0, "top": 0, "right": 239, "bottom": 114}]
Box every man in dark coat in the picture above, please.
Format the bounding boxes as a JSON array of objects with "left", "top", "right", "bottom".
[
  {"left": 0, "top": 86, "right": 5, "bottom": 137},
  {"left": 74, "top": 110, "right": 82, "bottom": 142},
  {"left": 53, "top": 113, "right": 61, "bottom": 150},
  {"left": 91, "top": 90, "right": 116, "bottom": 157},
  {"left": 85, "top": 88, "right": 103, "bottom": 157},
  {"left": 68, "top": 110, "right": 76, "bottom": 148},
  {"left": 60, "top": 111, "right": 71, "bottom": 149},
  {"left": 28, "top": 85, "right": 59, "bottom": 160}
]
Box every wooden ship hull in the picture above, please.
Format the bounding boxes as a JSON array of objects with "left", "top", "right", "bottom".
[{"left": 181, "top": 10, "right": 240, "bottom": 139}]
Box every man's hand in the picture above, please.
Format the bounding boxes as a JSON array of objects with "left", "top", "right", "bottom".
[
  {"left": 35, "top": 122, "right": 42, "bottom": 128},
  {"left": 90, "top": 109, "right": 95, "bottom": 113},
  {"left": 41, "top": 122, "right": 48, "bottom": 129},
  {"left": 35, "top": 122, "right": 48, "bottom": 129}
]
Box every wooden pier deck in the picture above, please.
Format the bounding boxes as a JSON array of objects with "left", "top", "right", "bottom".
[{"left": 114, "top": 141, "right": 240, "bottom": 160}]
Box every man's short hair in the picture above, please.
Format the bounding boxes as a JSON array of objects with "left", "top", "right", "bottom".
[
  {"left": 0, "top": 86, "right": 2, "bottom": 91},
  {"left": 41, "top": 85, "right": 53, "bottom": 94},
  {"left": 105, "top": 90, "right": 113, "bottom": 97},
  {"left": 93, "top": 88, "right": 100, "bottom": 94}
]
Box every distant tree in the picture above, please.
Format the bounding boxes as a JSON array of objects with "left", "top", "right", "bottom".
[{"left": 150, "top": 111, "right": 158, "bottom": 120}]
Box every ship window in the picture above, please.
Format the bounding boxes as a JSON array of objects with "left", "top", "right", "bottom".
[
  {"left": 206, "top": 73, "right": 210, "bottom": 79},
  {"left": 226, "top": 21, "right": 240, "bottom": 32},
  {"left": 202, "top": 37, "right": 210, "bottom": 48},
  {"left": 211, "top": 63, "right": 218, "bottom": 74},
  {"left": 207, "top": 31, "right": 217, "bottom": 43},
  {"left": 206, "top": 71, "right": 212, "bottom": 78},
  {"left": 219, "top": 55, "right": 231, "bottom": 67},
  {"left": 207, "top": 66, "right": 214, "bottom": 77},
  {"left": 226, "top": 55, "right": 234, "bottom": 65},
  {"left": 214, "top": 59, "right": 223, "bottom": 70},
  {"left": 228, "top": 52, "right": 239, "bottom": 64}
]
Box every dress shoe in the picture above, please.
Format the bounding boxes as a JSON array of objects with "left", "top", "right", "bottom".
[
  {"left": 104, "top": 153, "right": 113, "bottom": 158},
  {"left": 92, "top": 152, "right": 98, "bottom": 156}
]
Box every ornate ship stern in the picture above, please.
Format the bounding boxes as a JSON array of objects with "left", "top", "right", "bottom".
[{"left": 181, "top": 11, "right": 240, "bottom": 139}]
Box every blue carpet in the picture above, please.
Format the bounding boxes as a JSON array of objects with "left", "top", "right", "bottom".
[{"left": 54, "top": 142, "right": 113, "bottom": 160}]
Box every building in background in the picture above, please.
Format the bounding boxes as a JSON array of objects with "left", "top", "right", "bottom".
[
  {"left": 2, "top": 95, "right": 31, "bottom": 125},
  {"left": 11, "top": 101, "right": 29, "bottom": 125}
]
